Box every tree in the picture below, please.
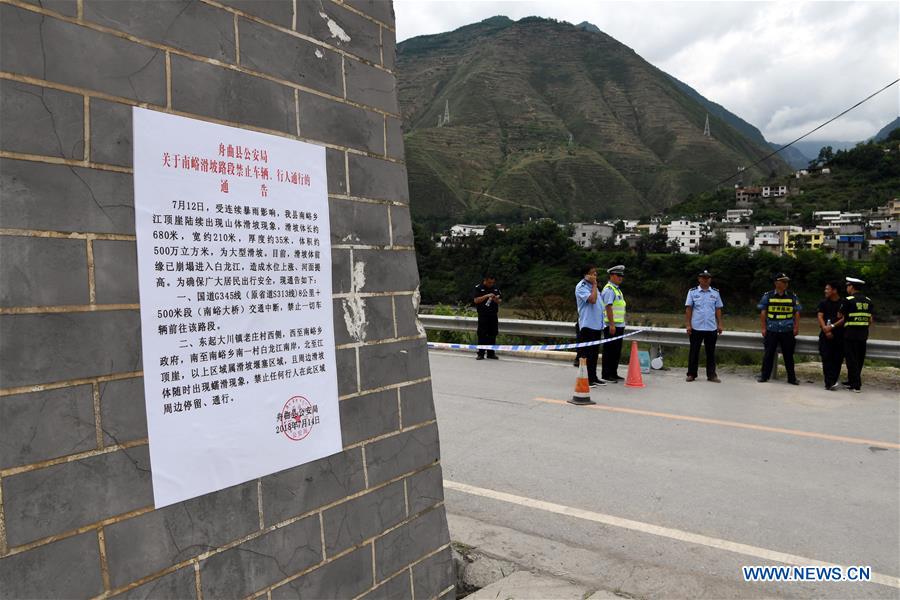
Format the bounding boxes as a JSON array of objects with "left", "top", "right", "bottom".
[{"left": 698, "top": 231, "right": 729, "bottom": 254}]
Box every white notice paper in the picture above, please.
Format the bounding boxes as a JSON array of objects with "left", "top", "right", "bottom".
[{"left": 133, "top": 108, "right": 341, "bottom": 507}]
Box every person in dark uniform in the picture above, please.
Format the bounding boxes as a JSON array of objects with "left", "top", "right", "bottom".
[
  {"left": 816, "top": 281, "right": 844, "bottom": 390},
  {"left": 684, "top": 269, "right": 724, "bottom": 382},
  {"left": 756, "top": 273, "right": 802, "bottom": 385},
  {"left": 601, "top": 265, "right": 627, "bottom": 382},
  {"left": 575, "top": 265, "right": 606, "bottom": 387},
  {"left": 835, "top": 277, "right": 873, "bottom": 393},
  {"left": 472, "top": 274, "right": 501, "bottom": 360}
]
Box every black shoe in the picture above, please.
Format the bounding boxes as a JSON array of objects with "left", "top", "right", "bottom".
[
  {"left": 589, "top": 380, "right": 607, "bottom": 387},
  {"left": 487, "top": 354, "right": 499, "bottom": 360},
  {"left": 756, "top": 376, "right": 768, "bottom": 383},
  {"left": 787, "top": 379, "right": 800, "bottom": 386},
  {"left": 476, "top": 355, "right": 485, "bottom": 360}
]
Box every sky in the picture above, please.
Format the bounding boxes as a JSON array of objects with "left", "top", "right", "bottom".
[{"left": 393, "top": 1, "right": 900, "bottom": 144}]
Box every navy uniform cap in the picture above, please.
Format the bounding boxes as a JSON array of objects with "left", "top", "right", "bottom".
[
  {"left": 698, "top": 269, "right": 712, "bottom": 277},
  {"left": 607, "top": 265, "right": 625, "bottom": 275},
  {"left": 773, "top": 272, "right": 790, "bottom": 281}
]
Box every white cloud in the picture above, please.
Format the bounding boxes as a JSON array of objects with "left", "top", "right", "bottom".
[{"left": 394, "top": 0, "right": 899, "bottom": 142}]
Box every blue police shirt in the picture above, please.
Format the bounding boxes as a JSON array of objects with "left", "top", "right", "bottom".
[
  {"left": 575, "top": 279, "right": 605, "bottom": 330},
  {"left": 757, "top": 290, "right": 802, "bottom": 332},
  {"left": 600, "top": 283, "right": 622, "bottom": 310},
  {"left": 685, "top": 286, "right": 723, "bottom": 331}
]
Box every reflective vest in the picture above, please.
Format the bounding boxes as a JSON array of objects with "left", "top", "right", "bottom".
[
  {"left": 765, "top": 293, "right": 798, "bottom": 321},
  {"left": 603, "top": 282, "right": 626, "bottom": 324},
  {"left": 843, "top": 295, "right": 872, "bottom": 327}
]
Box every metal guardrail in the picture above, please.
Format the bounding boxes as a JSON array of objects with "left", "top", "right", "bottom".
[{"left": 419, "top": 315, "right": 900, "bottom": 362}]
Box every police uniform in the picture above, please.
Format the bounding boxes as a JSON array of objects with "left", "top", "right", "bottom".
[
  {"left": 838, "top": 277, "right": 873, "bottom": 392},
  {"left": 575, "top": 276, "right": 605, "bottom": 385},
  {"left": 601, "top": 265, "right": 626, "bottom": 381},
  {"left": 472, "top": 282, "right": 500, "bottom": 359},
  {"left": 685, "top": 271, "right": 724, "bottom": 381},
  {"left": 757, "top": 273, "right": 802, "bottom": 384}
]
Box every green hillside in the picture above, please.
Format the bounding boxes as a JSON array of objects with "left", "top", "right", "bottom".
[{"left": 397, "top": 17, "right": 790, "bottom": 230}]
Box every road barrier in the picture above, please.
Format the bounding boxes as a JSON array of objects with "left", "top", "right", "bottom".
[{"left": 418, "top": 315, "right": 900, "bottom": 362}]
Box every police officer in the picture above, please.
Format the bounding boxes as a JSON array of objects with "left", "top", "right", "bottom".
[
  {"left": 472, "top": 274, "right": 501, "bottom": 360},
  {"left": 575, "top": 265, "right": 606, "bottom": 387},
  {"left": 684, "top": 269, "right": 724, "bottom": 382},
  {"left": 601, "top": 265, "right": 627, "bottom": 382},
  {"left": 756, "top": 273, "right": 802, "bottom": 385},
  {"left": 835, "top": 277, "right": 873, "bottom": 393},
  {"left": 816, "top": 281, "right": 844, "bottom": 390}
]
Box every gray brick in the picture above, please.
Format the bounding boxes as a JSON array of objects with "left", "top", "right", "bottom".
[
  {"left": 336, "top": 346, "right": 359, "bottom": 397},
  {"left": 390, "top": 206, "right": 413, "bottom": 246},
  {"left": 298, "top": 92, "right": 384, "bottom": 155},
  {"left": 0, "top": 79, "right": 84, "bottom": 159},
  {"left": 385, "top": 116, "right": 404, "bottom": 160},
  {"left": 90, "top": 99, "right": 133, "bottom": 167},
  {"left": 84, "top": 0, "right": 235, "bottom": 63},
  {"left": 345, "top": 59, "right": 398, "bottom": 114},
  {"left": 93, "top": 239, "right": 138, "bottom": 304},
  {"left": 105, "top": 481, "right": 258, "bottom": 588},
  {"left": 0, "top": 158, "right": 135, "bottom": 234},
  {"left": 0, "top": 235, "right": 89, "bottom": 306},
  {"left": 240, "top": 18, "right": 342, "bottom": 97},
  {"left": 332, "top": 247, "right": 352, "bottom": 294},
  {"left": 399, "top": 381, "right": 435, "bottom": 428},
  {"left": 200, "top": 514, "right": 322, "bottom": 600},
  {"left": 329, "top": 197, "right": 390, "bottom": 246},
  {"left": 111, "top": 566, "right": 196, "bottom": 600},
  {"left": 393, "top": 294, "right": 421, "bottom": 339},
  {"left": 0, "top": 532, "right": 103, "bottom": 598},
  {"left": 406, "top": 464, "right": 443, "bottom": 517},
  {"left": 348, "top": 154, "right": 409, "bottom": 202},
  {"left": 322, "top": 480, "right": 405, "bottom": 556},
  {"left": 365, "top": 423, "right": 440, "bottom": 487},
  {"left": 99, "top": 377, "right": 147, "bottom": 446},
  {"left": 412, "top": 547, "right": 454, "bottom": 600},
  {"left": 361, "top": 569, "right": 411, "bottom": 600},
  {"left": 261, "top": 448, "right": 365, "bottom": 525},
  {"left": 359, "top": 338, "right": 430, "bottom": 392},
  {"left": 22, "top": 0, "right": 78, "bottom": 17},
  {"left": 339, "top": 388, "right": 399, "bottom": 446},
  {"left": 218, "top": 0, "right": 293, "bottom": 28},
  {"left": 0, "top": 310, "right": 141, "bottom": 389},
  {"left": 297, "top": 1, "right": 381, "bottom": 64},
  {"left": 374, "top": 507, "right": 449, "bottom": 581},
  {"left": 326, "top": 148, "right": 346, "bottom": 195},
  {"left": 0, "top": 385, "right": 95, "bottom": 470},
  {"left": 0, "top": 5, "right": 165, "bottom": 104},
  {"left": 2, "top": 445, "right": 152, "bottom": 546},
  {"left": 333, "top": 295, "right": 395, "bottom": 345},
  {"left": 343, "top": 0, "right": 394, "bottom": 27},
  {"left": 382, "top": 28, "right": 396, "bottom": 72},
  {"left": 171, "top": 55, "right": 295, "bottom": 134},
  {"left": 272, "top": 544, "right": 372, "bottom": 600},
  {"left": 353, "top": 249, "right": 419, "bottom": 293}
]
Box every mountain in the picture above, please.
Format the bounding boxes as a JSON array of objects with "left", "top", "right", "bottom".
[
  {"left": 396, "top": 16, "right": 789, "bottom": 229},
  {"left": 788, "top": 139, "right": 857, "bottom": 161},
  {"left": 769, "top": 142, "right": 810, "bottom": 170},
  {"left": 873, "top": 116, "right": 900, "bottom": 141}
]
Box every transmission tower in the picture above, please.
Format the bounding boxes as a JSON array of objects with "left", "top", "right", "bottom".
[{"left": 703, "top": 114, "right": 711, "bottom": 138}]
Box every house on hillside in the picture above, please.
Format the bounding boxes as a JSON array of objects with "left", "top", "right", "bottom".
[{"left": 571, "top": 222, "right": 613, "bottom": 248}]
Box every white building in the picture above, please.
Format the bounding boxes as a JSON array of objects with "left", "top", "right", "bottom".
[
  {"left": 761, "top": 185, "right": 788, "bottom": 198},
  {"left": 726, "top": 231, "right": 750, "bottom": 247},
  {"left": 449, "top": 224, "right": 487, "bottom": 237},
  {"left": 666, "top": 219, "right": 703, "bottom": 254},
  {"left": 571, "top": 222, "right": 613, "bottom": 248},
  {"left": 724, "top": 209, "right": 753, "bottom": 223},
  {"left": 813, "top": 211, "right": 842, "bottom": 223}
]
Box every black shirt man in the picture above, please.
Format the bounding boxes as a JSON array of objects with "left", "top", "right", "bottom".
[
  {"left": 816, "top": 281, "right": 844, "bottom": 390},
  {"left": 835, "top": 277, "right": 873, "bottom": 392},
  {"left": 472, "top": 275, "right": 501, "bottom": 360}
]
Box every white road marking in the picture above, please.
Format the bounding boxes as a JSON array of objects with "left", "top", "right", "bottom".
[{"left": 444, "top": 479, "right": 900, "bottom": 589}]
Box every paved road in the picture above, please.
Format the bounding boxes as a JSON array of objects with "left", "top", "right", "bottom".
[{"left": 430, "top": 350, "right": 900, "bottom": 599}]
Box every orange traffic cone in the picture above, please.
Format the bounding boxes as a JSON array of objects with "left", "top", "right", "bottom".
[
  {"left": 624, "top": 341, "right": 645, "bottom": 388},
  {"left": 568, "top": 358, "right": 595, "bottom": 405}
]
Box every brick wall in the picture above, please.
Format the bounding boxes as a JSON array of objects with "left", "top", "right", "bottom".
[{"left": 0, "top": 1, "right": 453, "bottom": 598}]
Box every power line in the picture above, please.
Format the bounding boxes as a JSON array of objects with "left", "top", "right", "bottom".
[{"left": 716, "top": 78, "right": 900, "bottom": 188}]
